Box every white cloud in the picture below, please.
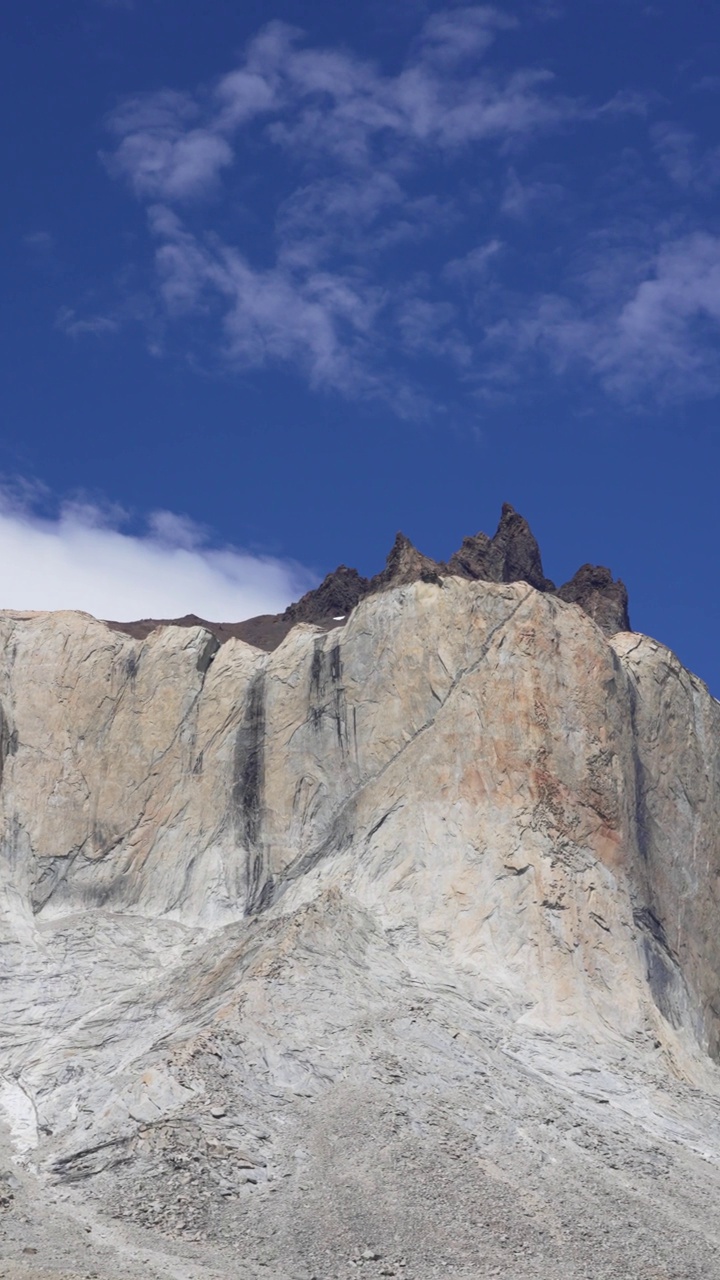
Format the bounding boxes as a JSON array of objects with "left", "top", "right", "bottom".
[
  {"left": 0, "top": 491, "right": 313, "bottom": 621},
  {"left": 105, "top": 92, "right": 235, "bottom": 201},
  {"left": 105, "top": 11, "right": 575, "bottom": 204},
  {"left": 607, "top": 233, "right": 720, "bottom": 391},
  {"left": 148, "top": 203, "right": 385, "bottom": 395},
  {"left": 275, "top": 172, "right": 406, "bottom": 268},
  {"left": 443, "top": 239, "right": 502, "bottom": 282},
  {"left": 396, "top": 296, "right": 472, "bottom": 365},
  {"left": 500, "top": 167, "right": 564, "bottom": 219},
  {"left": 264, "top": 56, "right": 570, "bottom": 163},
  {"left": 94, "top": 10, "right": 585, "bottom": 406},
  {"left": 505, "top": 232, "right": 720, "bottom": 401},
  {"left": 416, "top": 7, "right": 517, "bottom": 65},
  {"left": 691, "top": 75, "right": 720, "bottom": 94}
]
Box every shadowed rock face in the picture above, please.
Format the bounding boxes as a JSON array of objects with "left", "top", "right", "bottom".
[
  {"left": 0, "top": 581, "right": 719, "bottom": 1278},
  {"left": 556, "top": 563, "right": 631, "bottom": 635},
  {"left": 283, "top": 564, "right": 370, "bottom": 624},
  {"left": 447, "top": 502, "right": 555, "bottom": 592},
  {"left": 107, "top": 504, "right": 630, "bottom": 650}
]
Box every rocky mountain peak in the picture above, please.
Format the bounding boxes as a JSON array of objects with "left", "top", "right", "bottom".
[
  {"left": 556, "top": 562, "right": 630, "bottom": 635},
  {"left": 372, "top": 531, "right": 444, "bottom": 590},
  {"left": 446, "top": 501, "right": 554, "bottom": 592},
  {"left": 282, "top": 564, "right": 370, "bottom": 625},
  {"left": 106, "top": 504, "right": 631, "bottom": 649}
]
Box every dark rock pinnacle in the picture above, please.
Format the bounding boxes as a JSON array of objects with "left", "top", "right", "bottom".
[
  {"left": 447, "top": 503, "right": 555, "bottom": 592},
  {"left": 556, "top": 564, "right": 630, "bottom": 636},
  {"left": 282, "top": 565, "right": 370, "bottom": 626}
]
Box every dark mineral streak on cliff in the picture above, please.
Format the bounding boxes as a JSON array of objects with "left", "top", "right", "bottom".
[
  {"left": 233, "top": 672, "right": 271, "bottom": 912},
  {"left": 105, "top": 504, "right": 630, "bottom": 652},
  {"left": 0, "top": 703, "right": 17, "bottom": 788},
  {"left": 308, "top": 640, "right": 349, "bottom": 751}
]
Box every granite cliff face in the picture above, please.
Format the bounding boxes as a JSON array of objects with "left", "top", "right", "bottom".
[{"left": 0, "top": 572, "right": 719, "bottom": 1280}]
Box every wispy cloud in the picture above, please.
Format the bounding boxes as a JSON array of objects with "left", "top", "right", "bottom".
[
  {"left": 56, "top": 307, "right": 119, "bottom": 338},
  {"left": 0, "top": 485, "right": 313, "bottom": 620},
  {"left": 104, "top": 14, "right": 579, "bottom": 194},
  {"left": 106, "top": 91, "right": 236, "bottom": 201},
  {"left": 500, "top": 167, "right": 565, "bottom": 219},
  {"left": 415, "top": 6, "right": 517, "bottom": 65},
  {"left": 95, "top": 10, "right": 588, "bottom": 406},
  {"left": 502, "top": 232, "right": 720, "bottom": 402},
  {"left": 691, "top": 75, "right": 720, "bottom": 95},
  {"left": 82, "top": 8, "right": 720, "bottom": 413},
  {"left": 443, "top": 239, "right": 503, "bottom": 283},
  {"left": 652, "top": 122, "right": 720, "bottom": 193},
  {"left": 147, "top": 203, "right": 387, "bottom": 398},
  {"left": 396, "top": 296, "right": 472, "bottom": 366},
  {"left": 23, "top": 231, "right": 55, "bottom": 252}
]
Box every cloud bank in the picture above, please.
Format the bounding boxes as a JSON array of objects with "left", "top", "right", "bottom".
[{"left": 0, "top": 492, "right": 313, "bottom": 621}]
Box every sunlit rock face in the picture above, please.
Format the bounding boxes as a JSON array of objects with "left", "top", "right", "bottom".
[
  {"left": 1, "top": 579, "right": 716, "bottom": 1043},
  {"left": 0, "top": 578, "right": 719, "bottom": 1279}
]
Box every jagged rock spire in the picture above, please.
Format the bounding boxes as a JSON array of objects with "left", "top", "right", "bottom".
[
  {"left": 371, "top": 532, "right": 444, "bottom": 590},
  {"left": 447, "top": 502, "right": 554, "bottom": 592},
  {"left": 280, "top": 504, "right": 629, "bottom": 640}
]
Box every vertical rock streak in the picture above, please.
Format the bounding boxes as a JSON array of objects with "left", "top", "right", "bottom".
[{"left": 233, "top": 672, "right": 268, "bottom": 913}]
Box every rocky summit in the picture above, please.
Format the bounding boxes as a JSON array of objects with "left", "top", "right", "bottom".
[
  {"left": 105, "top": 504, "right": 630, "bottom": 652},
  {"left": 1, "top": 514, "right": 720, "bottom": 1280}
]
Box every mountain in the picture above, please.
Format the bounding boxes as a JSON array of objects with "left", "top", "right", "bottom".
[
  {"left": 106, "top": 503, "right": 630, "bottom": 649},
  {"left": 0, "top": 552, "right": 718, "bottom": 1280}
]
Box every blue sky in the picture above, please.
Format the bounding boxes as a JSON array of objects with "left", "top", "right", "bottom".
[{"left": 3, "top": 0, "right": 720, "bottom": 689}]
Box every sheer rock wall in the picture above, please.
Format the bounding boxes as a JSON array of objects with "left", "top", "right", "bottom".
[{"left": 1, "top": 577, "right": 717, "bottom": 1060}]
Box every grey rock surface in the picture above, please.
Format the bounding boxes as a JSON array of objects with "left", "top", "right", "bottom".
[{"left": 0, "top": 577, "right": 719, "bottom": 1278}]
